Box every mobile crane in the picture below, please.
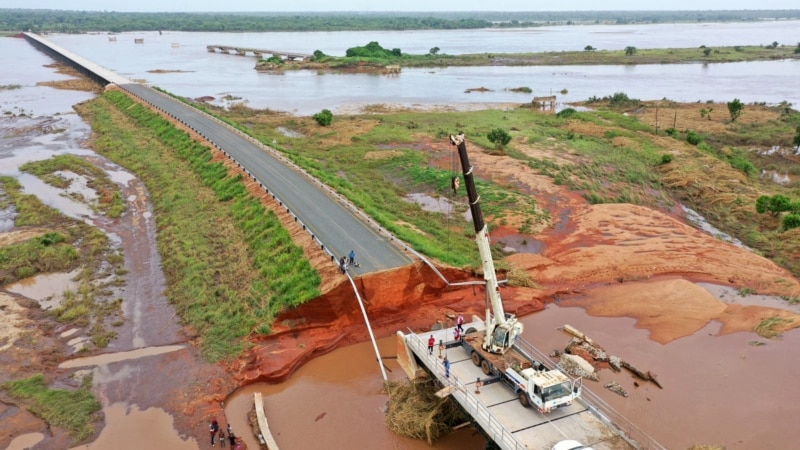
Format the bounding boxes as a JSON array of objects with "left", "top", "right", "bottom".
[{"left": 450, "top": 133, "right": 582, "bottom": 413}]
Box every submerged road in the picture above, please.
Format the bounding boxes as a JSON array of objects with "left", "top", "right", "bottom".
[{"left": 122, "top": 83, "right": 413, "bottom": 274}]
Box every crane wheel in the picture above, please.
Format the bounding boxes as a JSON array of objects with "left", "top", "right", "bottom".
[
  {"left": 471, "top": 351, "right": 481, "bottom": 367},
  {"left": 481, "top": 359, "right": 492, "bottom": 376},
  {"left": 518, "top": 392, "right": 531, "bottom": 408}
]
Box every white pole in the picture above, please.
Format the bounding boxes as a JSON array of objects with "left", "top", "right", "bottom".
[{"left": 347, "top": 274, "right": 388, "bottom": 382}]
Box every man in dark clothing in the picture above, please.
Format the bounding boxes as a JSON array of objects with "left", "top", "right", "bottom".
[
  {"left": 229, "top": 431, "right": 237, "bottom": 447},
  {"left": 210, "top": 419, "right": 219, "bottom": 446}
]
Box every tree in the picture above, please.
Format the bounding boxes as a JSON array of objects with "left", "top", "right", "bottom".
[
  {"left": 703, "top": 48, "right": 712, "bottom": 56},
  {"left": 584, "top": 45, "right": 595, "bottom": 51},
  {"left": 312, "top": 49, "right": 326, "bottom": 60},
  {"left": 727, "top": 98, "right": 744, "bottom": 122},
  {"left": 312, "top": 109, "right": 333, "bottom": 126},
  {"left": 624, "top": 46, "right": 637, "bottom": 56},
  {"left": 487, "top": 128, "right": 512, "bottom": 148},
  {"left": 756, "top": 194, "right": 793, "bottom": 216},
  {"left": 429, "top": 46, "right": 440, "bottom": 55}
]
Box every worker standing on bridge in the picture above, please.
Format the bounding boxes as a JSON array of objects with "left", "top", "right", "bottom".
[
  {"left": 428, "top": 335, "right": 435, "bottom": 355},
  {"left": 443, "top": 357, "right": 451, "bottom": 378}
]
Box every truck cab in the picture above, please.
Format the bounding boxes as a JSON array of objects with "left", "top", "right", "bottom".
[{"left": 505, "top": 365, "right": 582, "bottom": 413}]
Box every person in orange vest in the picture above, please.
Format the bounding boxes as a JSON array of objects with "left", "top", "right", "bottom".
[{"left": 428, "top": 335, "right": 435, "bottom": 355}]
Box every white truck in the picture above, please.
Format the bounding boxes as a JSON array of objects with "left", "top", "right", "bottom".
[{"left": 450, "top": 133, "right": 582, "bottom": 413}]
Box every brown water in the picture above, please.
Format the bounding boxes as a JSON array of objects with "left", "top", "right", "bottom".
[
  {"left": 224, "top": 336, "right": 486, "bottom": 450},
  {"left": 68, "top": 403, "right": 196, "bottom": 450},
  {"left": 520, "top": 299, "right": 800, "bottom": 449},
  {"left": 5, "top": 269, "right": 81, "bottom": 310}
]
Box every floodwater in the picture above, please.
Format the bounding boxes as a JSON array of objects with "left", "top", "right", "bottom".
[
  {"left": 5, "top": 21, "right": 800, "bottom": 449},
  {"left": 2, "top": 35, "right": 198, "bottom": 450},
  {"left": 42, "top": 21, "right": 800, "bottom": 115},
  {"left": 224, "top": 336, "right": 486, "bottom": 450},
  {"left": 521, "top": 291, "right": 800, "bottom": 450},
  {"left": 5, "top": 269, "right": 81, "bottom": 310}
]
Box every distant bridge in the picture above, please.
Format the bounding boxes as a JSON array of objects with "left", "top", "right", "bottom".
[{"left": 206, "top": 44, "right": 311, "bottom": 61}]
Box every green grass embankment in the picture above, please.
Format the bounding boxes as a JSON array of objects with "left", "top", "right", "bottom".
[
  {"left": 1, "top": 374, "right": 101, "bottom": 443},
  {"left": 76, "top": 90, "right": 320, "bottom": 361}
]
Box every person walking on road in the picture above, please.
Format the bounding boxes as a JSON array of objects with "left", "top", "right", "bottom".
[
  {"left": 443, "top": 357, "right": 451, "bottom": 378},
  {"left": 456, "top": 314, "right": 464, "bottom": 333},
  {"left": 339, "top": 256, "right": 347, "bottom": 274},
  {"left": 218, "top": 429, "right": 226, "bottom": 447},
  {"left": 428, "top": 335, "right": 435, "bottom": 355}
]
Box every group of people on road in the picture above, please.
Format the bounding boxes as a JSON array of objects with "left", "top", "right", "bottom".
[
  {"left": 339, "top": 249, "right": 357, "bottom": 274},
  {"left": 209, "top": 420, "right": 241, "bottom": 449}
]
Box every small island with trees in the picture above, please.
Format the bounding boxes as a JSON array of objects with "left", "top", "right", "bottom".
[{"left": 254, "top": 40, "right": 800, "bottom": 73}]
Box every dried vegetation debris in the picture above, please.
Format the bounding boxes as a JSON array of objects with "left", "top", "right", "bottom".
[{"left": 385, "top": 379, "right": 468, "bottom": 445}]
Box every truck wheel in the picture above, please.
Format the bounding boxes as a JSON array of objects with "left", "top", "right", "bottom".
[
  {"left": 471, "top": 351, "right": 481, "bottom": 367},
  {"left": 481, "top": 359, "right": 491, "bottom": 376},
  {"left": 465, "top": 327, "right": 477, "bottom": 335},
  {"left": 518, "top": 392, "right": 531, "bottom": 408}
]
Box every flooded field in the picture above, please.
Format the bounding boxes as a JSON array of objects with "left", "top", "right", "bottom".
[{"left": 521, "top": 290, "right": 800, "bottom": 450}]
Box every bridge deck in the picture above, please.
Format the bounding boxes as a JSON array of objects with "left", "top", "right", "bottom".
[{"left": 401, "top": 321, "right": 635, "bottom": 450}]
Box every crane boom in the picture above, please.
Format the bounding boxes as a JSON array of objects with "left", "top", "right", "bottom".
[{"left": 450, "top": 133, "right": 523, "bottom": 354}]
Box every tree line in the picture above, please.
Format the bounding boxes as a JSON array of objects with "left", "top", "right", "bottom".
[{"left": 1, "top": 9, "right": 799, "bottom": 33}]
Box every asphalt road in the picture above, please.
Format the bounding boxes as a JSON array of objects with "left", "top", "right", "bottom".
[{"left": 121, "top": 83, "right": 413, "bottom": 274}]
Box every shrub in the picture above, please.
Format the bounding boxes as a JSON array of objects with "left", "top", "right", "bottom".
[
  {"left": 556, "top": 108, "right": 577, "bottom": 119},
  {"left": 665, "top": 127, "right": 679, "bottom": 137},
  {"left": 312, "top": 109, "right": 333, "bottom": 126},
  {"left": 661, "top": 154, "right": 673, "bottom": 164},
  {"left": 686, "top": 131, "right": 703, "bottom": 145},
  {"left": 784, "top": 214, "right": 800, "bottom": 230},
  {"left": 487, "top": 128, "right": 512, "bottom": 147},
  {"left": 312, "top": 50, "right": 326, "bottom": 60},
  {"left": 727, "top": 98, "right": 744, "bottom": 122}
]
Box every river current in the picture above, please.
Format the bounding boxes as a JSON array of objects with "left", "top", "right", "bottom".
[{"left": 40, "top": 20, "right": 800, "bottom": 115}]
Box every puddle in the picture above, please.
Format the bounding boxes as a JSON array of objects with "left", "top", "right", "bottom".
[
  {"left": 59, "top": 344, "right": 186, "bottom": 369},
  {"left": 405, "top": 192, "right": 455, "bottom": 215},
  {"left": 7, "top": 432, "right": 45, "bottom": 450},
  {"left": 0, "top": 204, "right": 15, "bottom": 231},
  {"left": 68, "top": 402, "right": 196, "bottom": 450},
  {"left": 495, "top": 234, "right": 544, "bottom": 254},
  {"left": 276, "top": 126, "right": 304, "bottom": 138},
  {"left": 681, "top": 204, "right": 749, "bottom": 250},
  {"left": 17, "top": 172, "right": 95, "bottom": 219},
  {"left": 699, "top": 282, "right": 800, "bottom": 313},
  {"left": 5, "top": 269, "right": 81, "bottom": 310},
  {"left": 57, "top": 169, "right": 100, "bottom": 203}
]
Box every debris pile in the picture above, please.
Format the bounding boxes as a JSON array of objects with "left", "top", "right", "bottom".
[
  {"left": 560, "top": 324, "right": 664, "bottom": 389},
  {"left": 604, "top": 381, "right": 629, "bottom": 397},
  {"left": 384, "top": 379, "right": 468, "bottom": 445},
  {"left": 559, "top": 352, "right": 598, "bottom": 381}
]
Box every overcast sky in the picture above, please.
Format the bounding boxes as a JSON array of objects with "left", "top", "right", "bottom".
[{"left": 5, "top": 0, "right": 799, "bottom": 12}]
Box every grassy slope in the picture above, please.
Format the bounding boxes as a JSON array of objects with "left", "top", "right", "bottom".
[
  {"left": 76, "top": 91, "right": 320, "bottom": 361},
  {"left": 208, "top": 99, "right": 800, "bottom": 279}
]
